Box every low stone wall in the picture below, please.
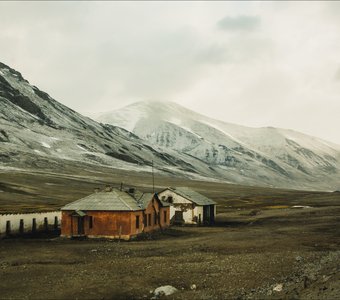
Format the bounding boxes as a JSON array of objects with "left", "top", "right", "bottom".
[{"left": 0, "top": 211, "right": 61, "bottom": 237}]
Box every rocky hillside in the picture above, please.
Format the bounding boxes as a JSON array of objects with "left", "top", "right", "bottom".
[
  {"left": 0, "top": 62, "right": 212, "bottom": 178},
  {"left": 1, "top": 61, "right": 339, "bottom": 191},
  {"left": 96, "top": 101, "right": 340, "bottom": 191}
]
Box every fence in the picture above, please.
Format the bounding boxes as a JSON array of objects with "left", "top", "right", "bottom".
[{"left": 0, "top": 211, "right": 61, "bottom": 238}]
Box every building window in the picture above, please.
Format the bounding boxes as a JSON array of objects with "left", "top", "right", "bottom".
[
  {"left": 167, "top": 196, "right": 173, "bottom": 204},
  {"left": 136, "top": 216, "right": 140, "bottom": 229},
  {"left": 164, "top": 211, "right": 167, "bottom": 223},
  {"left": 154, "top": 212, "right": 157, "bottom": 225},
  {"left": 143, "top": 215, "right": 147, "bottom": 227},
  {"left": 148, "top": 214, "right": 151, "bottom": 227},
  {"left": 89, "top": 216, "right": 93, "bottom": 229}
]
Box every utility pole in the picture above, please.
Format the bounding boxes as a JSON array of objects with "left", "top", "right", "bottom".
[{"left": 152, "top": 160, "right": 155, "bottom": 193}]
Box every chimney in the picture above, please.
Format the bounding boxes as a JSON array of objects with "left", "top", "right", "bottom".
[{"left": 105, "top": 186, "right": 112, "bottom": 192}]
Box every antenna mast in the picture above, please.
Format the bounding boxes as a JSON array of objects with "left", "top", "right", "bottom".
[{"left": 152, "top": 160, "right": 155, "bottom": 193}]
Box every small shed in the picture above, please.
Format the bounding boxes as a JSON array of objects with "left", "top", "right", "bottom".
[
  {"left": 61, "top": 188, "right": 170, "bottom": 240},
  {"left": 158, "top": 187, "right": 216, "bottom": 225}
]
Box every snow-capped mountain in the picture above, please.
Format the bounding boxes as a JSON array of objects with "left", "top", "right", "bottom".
[
  {"left": 1, "top": 61, "right": 339, "bottom": 191},
  {"left": 96, "top": 100, "right": 340, "bottom": 190},
  {"left": 0, "top": 62, "right": 212, "bottom": 178}
]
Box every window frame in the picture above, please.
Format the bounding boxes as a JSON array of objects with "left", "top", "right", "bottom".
[
  {"left": 89, "top": 216, "right": 93, "bottom": 229},
  {"left": 136, "top": 215, "right": 140, "bottom": 229}
]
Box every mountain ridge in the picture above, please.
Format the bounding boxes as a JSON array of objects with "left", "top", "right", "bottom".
[
  {"left": 96, "top": 100, "right": 340, "bottom": 191},
  {"left": 0, "top": 62, "right": 215, "bottom": 180},
  {"left": 1, "top": 61, "right": 339, "bottom": 191}
]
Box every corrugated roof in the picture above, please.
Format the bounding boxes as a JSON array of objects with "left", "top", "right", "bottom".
[
  {"left": 166, "top": 187, "right": 216, "bottom": 206},
  {"left": 61, "top": 189, "right": 146, "bottom": 211},
  {"left": 137, "top": 193, "right": 154, "bottom": 209},
  {"left": 136, "top": 193, "right": 171, "bottom": 208},
  {"left": 73, "top": 210, "right": 87, "bottom": 217}
]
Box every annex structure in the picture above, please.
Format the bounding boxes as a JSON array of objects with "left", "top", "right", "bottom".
[{"left": 158, "top": 187, "right": 216, "bottom": 225}]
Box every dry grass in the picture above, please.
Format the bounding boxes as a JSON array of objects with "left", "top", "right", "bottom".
[
  {"left": 1, "top": 165, "right": 340, "bottom": 213},
  {"left": 263, "top": 205, "right": 290, "bottom": 209}
]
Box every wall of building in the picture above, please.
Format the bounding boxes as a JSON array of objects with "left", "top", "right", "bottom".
[
  {"left": 61, "top": 204, "right": 170, "bottom": 240},
  {"left": 0, "top": 211, "right": 61, "bottom": 237},
  {"left": 158, "top": 190, "right": 196, "bottom": 224},
  {"left": 61, "top": 210, "right": 136, "bottom": 239},
  {"left": 142, "top": 197, "right": 170, "bottom": 233},
  {"left": 193, "top": 206, "right": 204, "bottom": 224}
]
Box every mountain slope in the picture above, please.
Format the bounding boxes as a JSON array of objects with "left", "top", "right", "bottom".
[
  {"left": 0, "top": 62, "right": 215, "bottom": 178},
  {"left": 2, "top": 61, "right": 339, "bottom": 191},
  {"left": 96, "top": 101, "right": 340, "bottom": 190}
]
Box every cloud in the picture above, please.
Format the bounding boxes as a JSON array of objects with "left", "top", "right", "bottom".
[
  {"left": 335, "top": 67, "right": 340, "bottom": 81},
  {"left": 217, "top": 15, "right": 261, "bottom": 31},
  {"left": 0, "top": 1, "right": 340, "bottom": 144}
]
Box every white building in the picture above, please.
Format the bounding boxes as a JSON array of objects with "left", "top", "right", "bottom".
[{"left": 158, "top": 187, "right": 216, "bottom": 225}]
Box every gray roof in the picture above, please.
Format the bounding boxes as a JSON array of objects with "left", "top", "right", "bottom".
[
  {"left": 61, "top": 189, "right": 148, "bottom": 211},
  {"left": 165, "top": 187, "right": 216, "bottom": 206},
  {"left": 132, "top": 192, "right": 170, "bottom": 208},
  {"left": 136, "top": 192, "right": 154, "bottom": 208}
]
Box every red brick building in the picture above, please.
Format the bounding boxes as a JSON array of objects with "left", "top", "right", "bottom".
[{"left": 61, "top": 188, "right": 170, "bottom": 240}]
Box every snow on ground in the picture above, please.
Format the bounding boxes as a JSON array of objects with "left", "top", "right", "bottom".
[
  {"left": 97, "top": 105, "right": 147, "bottom": 132},
  {"left": 1, "top": 68, "right": 35, "bottom": 96},
  {"left": 14, "top": 105, "right": 40, "bottom": 120},
  {"left": 41, "top": 142, "right": 51, "bottom": 148},
  {"left": 200, "top": 119, "right": 250, "bottom": 148},
  {"left": 0, "top": 166, "right": 24, "bottom": 171},
  {"left": 77, "top": 145, "right": 87, "bottom": 151},
  {"left": 292, "top": 205, "right": 312, "bottom": 209},
  {"left": 168, "top": 117, "right": 181, "bottom": 126},
  {"left": 179, "top": 126, "right": 203, "bottom": 139}
]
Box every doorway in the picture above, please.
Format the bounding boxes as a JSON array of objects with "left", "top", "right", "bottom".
[
  {"left": 173, "top": 211, "right": 184, "bottom": 224},
  {"left": 77, "top": 217, "right": 85, "bottom": 235}
]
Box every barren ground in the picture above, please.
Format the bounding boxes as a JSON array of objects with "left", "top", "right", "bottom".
[{"left": 0, "top": 168, "right": 340, "bottom": 299}]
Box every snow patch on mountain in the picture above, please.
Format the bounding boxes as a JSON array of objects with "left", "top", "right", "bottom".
[
  {"left": 95, "top": 100, "right": 340, "bottom": 190},
  {"left": 41, "top": 142, "right": 51, "bottom": 148}
]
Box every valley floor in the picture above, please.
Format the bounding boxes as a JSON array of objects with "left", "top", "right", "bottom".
[{"left": 1, "top": 205, "right": 339, "bottom": 299}]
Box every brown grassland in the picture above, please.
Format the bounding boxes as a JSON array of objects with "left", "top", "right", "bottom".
[{"left": 0, "top": 166, "right": 339, "bottom": 299}]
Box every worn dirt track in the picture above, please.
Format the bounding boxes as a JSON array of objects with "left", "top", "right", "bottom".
[{"left": 1, "top": 204, "right": 339, "bottom": 299}]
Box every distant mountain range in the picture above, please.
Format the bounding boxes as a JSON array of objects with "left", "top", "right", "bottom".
[
  {"left": 96, "top": 101, "right": 340, "bottom": 191},
  {"left": 1, "top": 61, "right": 340, "bottom": 191}
]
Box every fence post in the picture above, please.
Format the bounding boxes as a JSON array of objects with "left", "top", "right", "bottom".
[
  {"left": 19, "top": 219, "right": 24, "bottom": 234},
  {"left": 32, "top": 218, "right": 36, "bottom": 233},
  {"left": 44, "top": 217, "right": 48, "bottom": 232},
  {"left": 6, "top": 220, "right": 11, "bottom": 236},
  {"left": 54, "top": 216, "right": 58, "bottom": 231}
]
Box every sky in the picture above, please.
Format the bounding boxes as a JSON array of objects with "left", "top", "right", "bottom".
[{"left": 1, "top": 1, "right": 340, "bottom": 144}]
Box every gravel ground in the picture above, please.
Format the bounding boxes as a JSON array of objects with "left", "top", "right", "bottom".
[{"left": 0, "top": 205, "right": 339, "bottom": 299}]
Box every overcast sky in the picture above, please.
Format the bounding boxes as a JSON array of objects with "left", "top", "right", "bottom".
[{"left": 1, "top": 1, "right": 340, "bottom": 144}]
